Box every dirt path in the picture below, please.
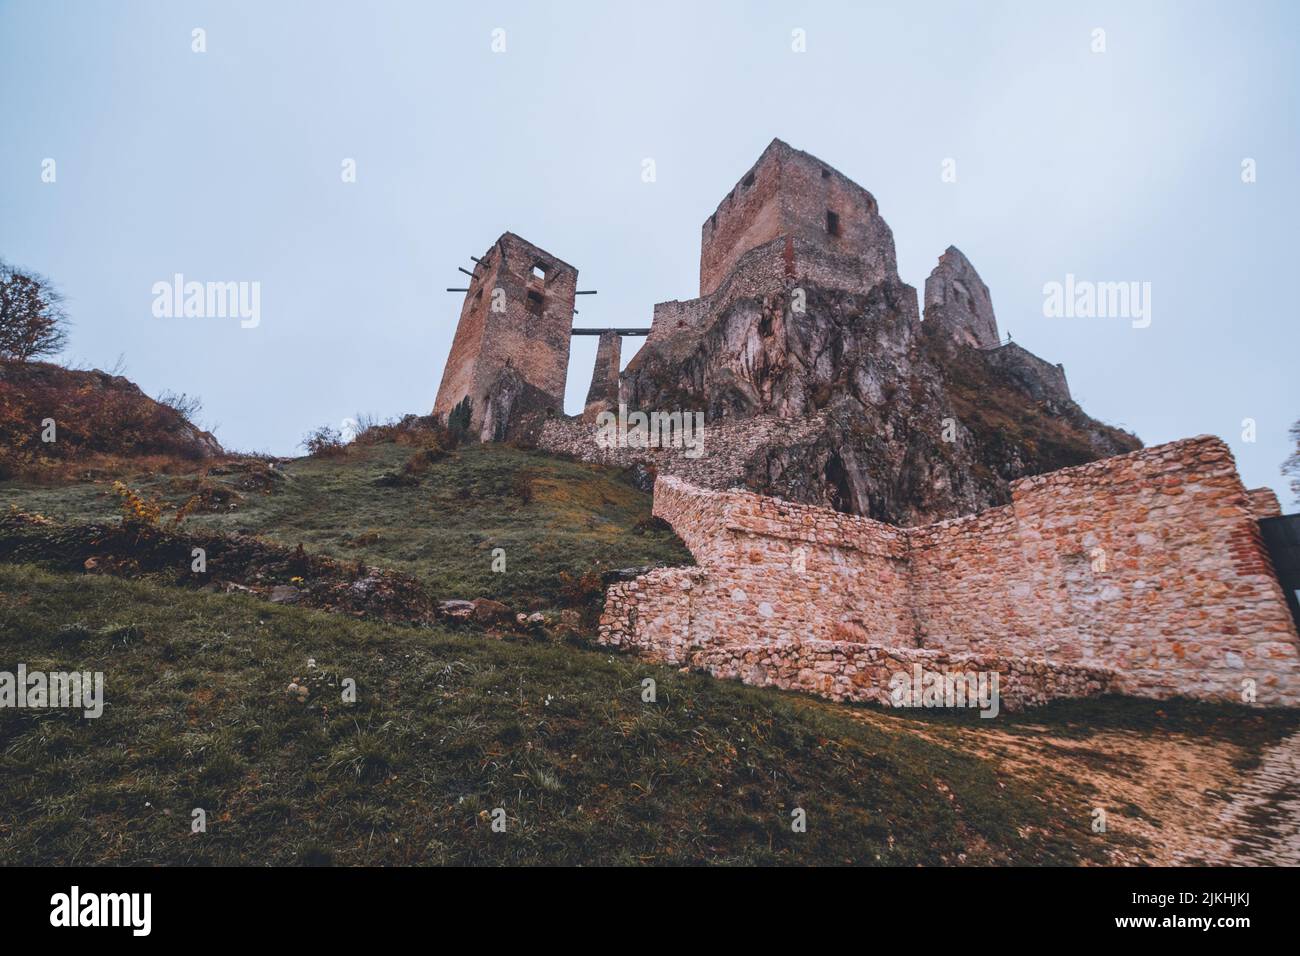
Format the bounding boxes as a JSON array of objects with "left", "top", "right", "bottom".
[
  {"left": 1170, "top": 730, "right": 1300, "bottom": 866},
  {"left": 847, "top": 709, "right": 1300, "bottom": 866}
]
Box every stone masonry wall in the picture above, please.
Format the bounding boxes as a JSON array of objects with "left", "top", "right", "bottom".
[
  {"left": 538, "top": 409, "right": 831, "bottom": 491},
  {"left": 599, "top": 437, "right": 1300, "bottom": 709}
]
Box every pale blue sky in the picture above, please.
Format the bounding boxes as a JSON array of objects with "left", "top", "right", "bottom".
[{"left": 1, "top": 0, "right": 1296, "bottom": 503}]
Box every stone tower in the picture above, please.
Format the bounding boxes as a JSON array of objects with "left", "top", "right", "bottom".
[
  {"left": 433, "top": 232, "right": 578, "bottom": 441},
  {"left": 697, "top": 137, "right": 899, "bottom": 297},
  {"left": 582, "top": 330, "right": 622, "bottom": 418}
]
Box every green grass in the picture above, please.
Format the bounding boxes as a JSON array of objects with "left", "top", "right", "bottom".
[
  {"left": 0, "top": 563, "right": 1117, "bottom": 865},
  {"left": 4, "top": 442, "right": 1294, "bottom": 866},
  {"left": 0, "top": 443, "right": 692, "bottom": 608}
]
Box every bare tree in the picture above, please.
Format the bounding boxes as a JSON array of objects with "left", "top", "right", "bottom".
[
  {"left": 1284, "top": 418, "right": 1300, "bottom": 505},
  {"left": 0, "top": 259, "right": 69, "bottom": 361}
]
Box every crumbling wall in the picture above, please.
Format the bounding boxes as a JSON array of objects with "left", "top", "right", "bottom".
[
  {"left": 923, "top": 246, "right": 1000, "bottom": 350},
  {"left": 600, "top": 437, "right": 1300, "bottom": 708},
  {"left": 980, "top": 342, "right": 1071, "bottom": 404},
  {"left": 1247, "top": 487, "right": 1283, "bottom": 519}
]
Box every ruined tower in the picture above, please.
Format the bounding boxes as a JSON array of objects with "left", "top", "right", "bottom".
[
  {"left": 697, "top": 137, "right": 899, "bottom": 297},
  {"left": 923, "top": 246, "right": 1000, "bottom": 350},
  {"left": 433, "top": 233, "right": 578, "bottom": 441},
  {"left": 582, "top": 330, "right": 622, "bottom": 418}
]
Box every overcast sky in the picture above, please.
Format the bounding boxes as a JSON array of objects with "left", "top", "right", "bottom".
[{"left": 2, "top": 0, "right": 1296, "bottom": 503}]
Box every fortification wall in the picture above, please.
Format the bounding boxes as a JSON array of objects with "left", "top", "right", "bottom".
[
  {"left": 599, "top": 437, "right": 1300, "bottom": 708},
  {"left": 538, "top": 409, "right": 830, "bottom": 490},
  {"left": 980, "top": 342, "right": 1071, "bottom": 403}
]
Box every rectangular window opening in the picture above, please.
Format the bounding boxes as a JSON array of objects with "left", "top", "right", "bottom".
[{"left": 826, "top": 210, "right": 841, "bottom": 237}]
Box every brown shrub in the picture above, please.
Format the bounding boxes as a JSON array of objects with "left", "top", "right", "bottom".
[
  {"left": 511, "top": 470, "right": 536, "bottom": 506},
  {"left": 302, "top": 425, "right": 348, "bottom": 458}
]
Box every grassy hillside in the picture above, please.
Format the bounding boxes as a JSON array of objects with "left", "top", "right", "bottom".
[
  {"left": 0, "top": 563, "right": 1119, "bottom": 865},
  {"left": 2, "top": 440, "right": 1295, "bottom": 866},
  {"left": 0, "top": 360, "right": 221, "bottom": 478},
  {"left": 1, "top": 442, "right": 692, "bottom": 609}
]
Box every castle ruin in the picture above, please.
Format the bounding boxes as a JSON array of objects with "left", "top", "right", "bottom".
[
  {"left": 431, "top": 139, "right": 1300, "bottom": 708},
  {"left": 437, "top": 139, "right": 1096, "bottom": 510}
]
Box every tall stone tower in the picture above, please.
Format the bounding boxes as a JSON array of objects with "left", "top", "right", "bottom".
[{"left": 433, "top": 232, "right": 578, "bottom": 441}]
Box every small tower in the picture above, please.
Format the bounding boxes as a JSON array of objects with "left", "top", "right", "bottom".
[
  {"left": 433, "top": 233, "right": 578, "bottom": 440},
  {"left": 582, "top": 330, "right": 622, "bottom": 418}
]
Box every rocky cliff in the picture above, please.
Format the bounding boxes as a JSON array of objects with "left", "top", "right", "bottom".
[{"left": 615, "top": 258, "right": 1138, "bottom": 525}]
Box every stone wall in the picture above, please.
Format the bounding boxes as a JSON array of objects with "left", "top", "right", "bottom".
[
  {"left": 582, "top": 330, "right": 621, "bottom": 418},
  {"left": 599, "top": 436, "right": 1300, "bottom": 709},
  {"left": 924, "top": 246, "right": 1000, "bottom": 350},
  {"left": 980, "top": 341, "right": 1071, "bottom": 403},
  {"left": 538, "top": 408, "right": 831, "bottom": 491},
  {"left": 691, "top": 641, "right": 1118, "bottom": 712},
  {"left": 1247, "top": 487, "right": 1283, "bottom": 519}
]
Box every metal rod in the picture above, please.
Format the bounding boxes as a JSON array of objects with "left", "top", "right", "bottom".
[
  {"left": 446, "top": 287, "right": 469, "bottom": 292},
  {"left": 574, "top": 290, "right": 598, "bottom": 295},
  {"left": 457, "top": 267, "right": 475, "bottom": 278},
  {"left": 470, "top": 256, "right": 482, "bottom": 263},
  {"left": 571, "top": 328, "right": 650, "bottom": 336}
]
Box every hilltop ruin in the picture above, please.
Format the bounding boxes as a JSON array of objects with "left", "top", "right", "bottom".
[
  {"left": 435, "top": 138, "right": 1138, "bottom": 525},
  {"left": 429, "top": 138, "right": 1300, "bottom": 708}
]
